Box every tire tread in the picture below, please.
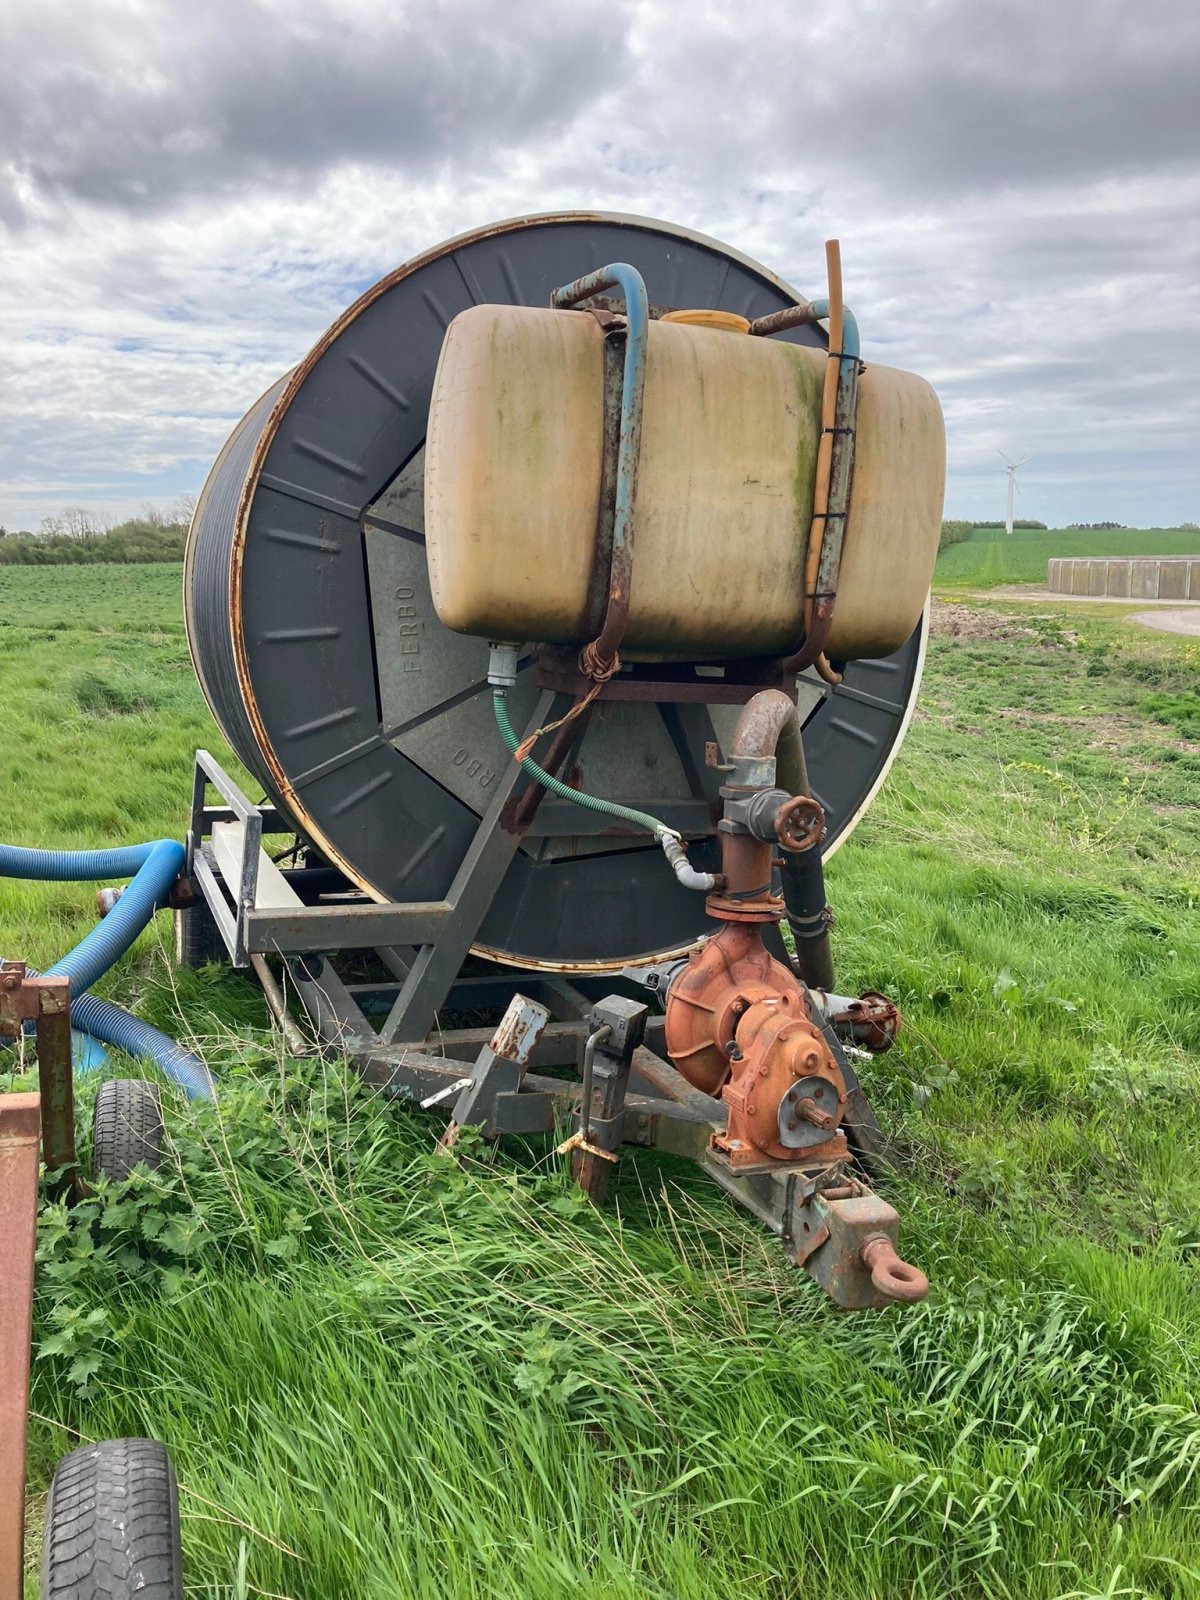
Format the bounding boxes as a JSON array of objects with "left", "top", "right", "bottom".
[
  {"left": 92, "top": 1079, "right": 164, "bottom": 1181},
  {"left": 41, "top": 1438, "right": 183, "bottom": 1600}
]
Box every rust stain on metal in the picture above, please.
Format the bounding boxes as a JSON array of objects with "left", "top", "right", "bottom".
[
  {"left": 773, "top": 794, "right": 825, "bottom": 854},
  {"left": 727, "top": 689, "right": 797, "bottom": 760},
  {"left": 860, "top": 1233, "right": 928, "bottom": 1303},
  {"left": 0, "top": 1091, "right": 40, "bottom": 1598},
  {"left": 829, "top": 991, "right": 901, "bottom": 1053},
  {"left": 580, "top": 329, "right": 624, "bottom": 639},
  {"left": 0, "top": 964, "right": 80, "bottom": 1204},
  {"left": 705, "top": 831, "right": 779, "bottom": 919},
  {"left": 533, "top": 660, "right": 789, "bottom": 705},
  {"left": 748, "top": 302, "right": 822, "bottom": 339},
  {"left": 808, "top": 1192, "right": 929, "bottom": 1308},
  {"left": 502, "top": 701, "right": 596, "bottom": 835},
  {"left": 489, "top": 994, "right": 550, "bottom": 1065}
]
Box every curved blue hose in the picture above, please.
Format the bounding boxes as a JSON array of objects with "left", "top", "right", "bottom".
[
  {"left": 69, "top": 989, "right": 214, "bottom": 1101},
  {"left": 0, "top": 837, "right": 214, "bottom": 1099},
  {"left": 0, "top": 841, "right": 169, "bottom": 880},
  {"left": 45, "top": 841, "right": 185, "bottom": 997},
  {"left": 0, "top": 838, "right": 184, "bottom": 996},
  {"left": 1, "top": 959, "right": 214, "bottom": 1101},
  {"left": 72, "top": 1030, "right": 109, "bottom": 1073},
  {"left": 806, "top": 299, "right": 861, "bottom": 359}
]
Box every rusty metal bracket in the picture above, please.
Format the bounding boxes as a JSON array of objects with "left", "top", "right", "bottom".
[
  {"left": 533, "top": 651, "right": 795, "bottom": 705},
  {"left": 749, "top": 257, "right": 862, "bottom": 678},
  {"left": 0, "top": 962, "right": 80, "bottom": 1203},
  {"left": 701, "top": 1151, "right": 927, "bottom": 1308},
  {"left": 804, "top": 1187, "right": 928, "bottom": 1308},
  {"left": 571, "top": 995, "right": 648, "bottom": 1202},
  {"left": 436, "top": 994, "right": 551, "bottom": 1151}
]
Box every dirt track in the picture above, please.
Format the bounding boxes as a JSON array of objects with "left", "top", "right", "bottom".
[
  {"left": 938, "top": 587, "right": 1200, "bottom": 638},
  {"left": 1127, "top": 608, "right": 1200, "bottom": 638},
  {"left": 957, "top": 584, "right": 1200, "bottom": 608}
]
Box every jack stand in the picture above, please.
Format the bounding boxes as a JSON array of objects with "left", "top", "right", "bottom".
[
  {"left": 433, "top": 995, "right": 551, "bottom": 1152},
  {"left": 569, "top": 997, "right": 648, "bottom": 1202}
]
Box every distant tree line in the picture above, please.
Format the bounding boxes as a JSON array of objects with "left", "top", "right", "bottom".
[
  {"left": 1, "top": 504, "right": 1190, "bottom": 567},
  {"left": 0, "top": 499, "right": 193, "bottom": 564}
]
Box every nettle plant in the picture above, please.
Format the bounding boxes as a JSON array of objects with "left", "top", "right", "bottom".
[{"left": 33, "top": 1055, "right": 391, "bottom": 1399}]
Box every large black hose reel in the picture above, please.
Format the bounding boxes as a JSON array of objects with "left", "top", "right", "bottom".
[{"left": 185, "top": 211, "right": 925, "bottom": 973}]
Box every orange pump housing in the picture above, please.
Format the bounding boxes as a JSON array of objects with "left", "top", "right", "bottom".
[{"left": 663, "top": 923, "right": 848, "bottom": 1169}]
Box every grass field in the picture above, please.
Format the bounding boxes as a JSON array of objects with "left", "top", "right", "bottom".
[
  {"left": 935, "top": 526, "right": 1200, "bottom": 590},
  {"left": 5, "top": 566, "right": 1200, "bottom": 1599}
]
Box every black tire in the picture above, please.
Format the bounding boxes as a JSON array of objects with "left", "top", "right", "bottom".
[
  {"left": 41, "top": 1438, "right": 183, "bottom": 1600},
  {"left": 92, "top": 1079, "right": 164, "bottom": 1182},
  {"left": 173, "top": 896, "right": 224, "bottom": 968}
]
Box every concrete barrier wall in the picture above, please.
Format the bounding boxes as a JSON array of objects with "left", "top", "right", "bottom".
[{"left": 1047, "top": 557, "right": 1200, "bottom": 599}]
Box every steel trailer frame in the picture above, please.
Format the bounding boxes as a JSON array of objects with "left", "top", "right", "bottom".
[{"left": 185, "top": 742, "right": 907, "bottom": 1308}]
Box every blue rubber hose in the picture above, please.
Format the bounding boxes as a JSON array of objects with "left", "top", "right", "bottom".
[
  {"left": 0, "top": 841, "right": 164, "bottom": 880},
  {"left": 68, "top": 989, "right": 214, "bottom": 1101},
  {"left": 1, "top": 960, "right": 214, "bottom": 1100},
  {"left": 0, "top": 838, "right": 185, "bottom": 997},
  {"left": 72, "top": 1030, "right": 110, "bottom": 1073},
  {"left": 0, "top": 837, "right": 213, "bottom": 1098},
  {"left": 46, "top": 841, "right": 185, "bottom": 997}
]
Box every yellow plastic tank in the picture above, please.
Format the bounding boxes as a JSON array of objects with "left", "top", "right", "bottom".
[{"left": 424, "top": 304, "right": 945, "bottom": 661}]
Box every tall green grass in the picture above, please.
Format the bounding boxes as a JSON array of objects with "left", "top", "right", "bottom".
[
  {"left": 935, "top": 527, "right": 1200, "bottom": 590},
  {"left": 5, "top": 568, "right": 1200, "bottom": 1598}
]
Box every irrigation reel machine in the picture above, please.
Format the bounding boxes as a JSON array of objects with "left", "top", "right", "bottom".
[
  {"left": 178, "top": 211, "right": 946, "bottom": 1308},
  {"left": 0, "top": 209, "right": 952, "bottom": 1599}
]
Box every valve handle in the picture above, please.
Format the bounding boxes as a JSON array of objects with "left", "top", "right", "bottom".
[
  {"left": 774, "top": 794, "right": 826, "bottom": 854},
  {"left": 859, "top": 1234, "right": 929, "bottom": 1304}
]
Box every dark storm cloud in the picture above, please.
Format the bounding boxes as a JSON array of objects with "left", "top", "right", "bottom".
[{"left": 0, "top": 0, "right": 631, "bottom": 218}]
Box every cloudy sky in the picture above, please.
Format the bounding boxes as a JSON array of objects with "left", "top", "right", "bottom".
[{"left": 1, "top": 0, "right": 1197, "bottom": 531}]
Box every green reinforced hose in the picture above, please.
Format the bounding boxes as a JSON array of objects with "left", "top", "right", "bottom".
[
  {"left": 493, "top": 690, "right": 669, "bottom": 836},
  {"left": 492, "top": 688, "right": 717, "bottom": 891}
]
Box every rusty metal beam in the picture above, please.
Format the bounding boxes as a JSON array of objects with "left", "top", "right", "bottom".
[
  {"left": 33, "top": 978, "right": 76, "bottom": 1201},
  {"left": 0, "top": 1092, "right": 40, "bottom": 1599}
]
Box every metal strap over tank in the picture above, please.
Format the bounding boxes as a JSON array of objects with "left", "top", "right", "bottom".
[
  {"left": 750, "top": 240, "right": 861, "bottom": 681},
  {"left": 549, "top": 261, "right": 649, "bottom": 680}
]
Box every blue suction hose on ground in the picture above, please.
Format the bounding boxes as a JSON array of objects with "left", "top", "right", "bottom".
[
  {"left": 0, "top": 839, "right": 214, "bottom": 1100},
  {"left": 72, "top": 1030, "right": 109, "bottom": 1073}
]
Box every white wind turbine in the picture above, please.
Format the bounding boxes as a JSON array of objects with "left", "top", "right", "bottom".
[{"left": 997, "top": 450, "right": 1033, "bottom": 536}]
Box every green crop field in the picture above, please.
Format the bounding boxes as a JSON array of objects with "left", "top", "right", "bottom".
[
  {"left": 935, "top": 526, "right": 1200, "bottom": 590},
  {"left": 5, "top": 566, "right": 1200, "bottom": 1599}
]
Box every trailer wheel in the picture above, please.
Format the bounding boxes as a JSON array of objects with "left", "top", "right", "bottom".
[
  {"left": 92, "top": 1079, "right": 164, "bottom": 1182},
  {"left": 41, "top": 1438, "right": 183, "bottom": 1600},
  {"left": 173, "top": 897, "right": 224, "bottom": 968}
]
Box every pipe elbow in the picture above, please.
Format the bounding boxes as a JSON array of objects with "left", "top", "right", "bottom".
[
  {"left": 727, "top": 690, "right": 797, "bottom": 764},
  {"left": 660, "top": 833, "right": 717, "bottom": 893}
]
